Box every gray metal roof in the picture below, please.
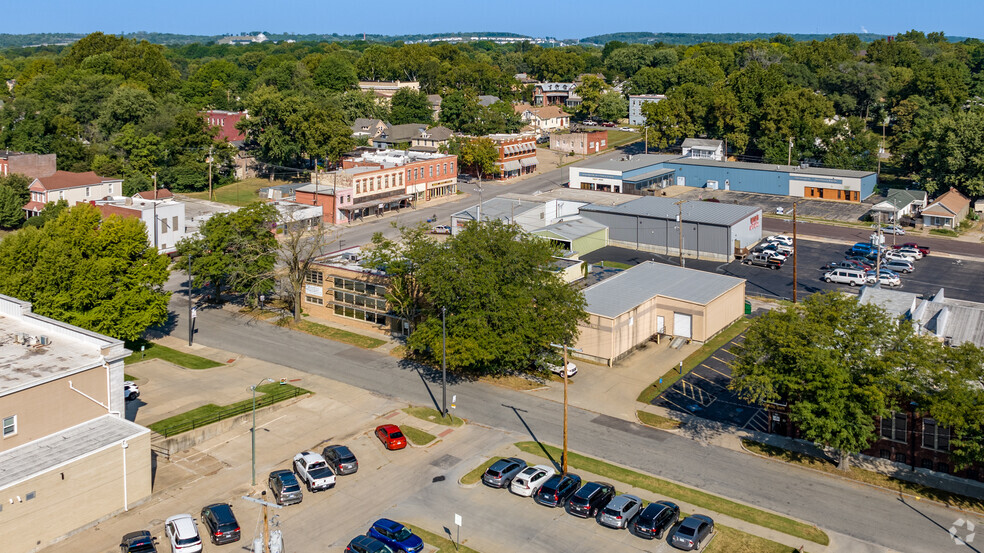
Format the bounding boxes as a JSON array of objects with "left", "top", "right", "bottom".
[
  {"left": 682, "top": 138, "right": 723, "bottom": 149},
  {"left": 666, "top": 157, "right": 875, "bottom": 178},
  {"left": 857, "top": 286, "right": 919, "bottom": 317},
  {"left": 623, "top": 168, "right": 674, "bottom": 183},
  {"left": 0, "top": 415, "right": 148, "bottom": 490},
  {"left": 452, "top": 197, "right": 542, "bottom": 223},
  {"left": 583, "top": 261, "right": 745, "bottom": 318},
  {"left": 579, "top": 196, "right": 761, "bottom": 228},
  {"left": 532, "top": 218, "right": 607, "bottom": 242},
  {"left": 858, "top": 287, "right": 984, "bottom": 347},
  {"left": 886, "top": 189, "right": 926, "bottom": 205},
  {"left": 576, "top": 154, "right": 682, "bottom": 173}
]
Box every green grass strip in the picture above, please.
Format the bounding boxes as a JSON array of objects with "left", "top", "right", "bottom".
[
  {"left": 461, "top": 457, "right": 503, "bottom": 486},
  {"left": 403, "top": 406, "right": 465, "bottom": 427},
  {"left": 637, "top": 317, "right": 750, "bottom": 404},
  {"left": 514, "top": 441, "right": 828, "bottom": 546},
  {"left": 287, "top": 319, "right": 387, "bottom": 349},
  {"left": 125, "top": 339, "right": 223, "bottom": 370},
  {"left": 401, "top": 425, "right": 437, "bottom": 446},
  {"left": 403, "top": 524, "right": 482, "bottom": 553},
  {"left": 149, "top": 383, "right": 311, "bottom": 436}
]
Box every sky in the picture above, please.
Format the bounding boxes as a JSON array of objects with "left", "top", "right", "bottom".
[{"left": 1, "top": 0, "right": 981, "bottom": 39}]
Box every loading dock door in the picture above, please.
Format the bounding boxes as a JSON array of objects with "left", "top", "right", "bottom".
[{"left": 673, "top": 312, "right": 692, "bottom": 339}]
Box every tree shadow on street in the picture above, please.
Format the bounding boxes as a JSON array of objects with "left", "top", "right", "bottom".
[{"left": 500, "top": 402, "right": 559, "bottom": 469}]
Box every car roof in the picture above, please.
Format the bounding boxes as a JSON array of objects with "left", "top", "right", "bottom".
[
  {"left": 489, "top": 458, "right": 521, "bottom": 469},
  {"left": 122, "top": 530, "right": 153, "bottom": 543},
  {"left": 166, "top": 514, "right": 197, "bottom": 537},
  {"left": 372, "top": 518, "right": 405, "bottom": 532},
  {"left": 608, "top": 494, "right": 640, "bottom": 507},
  {"left": 204, "top": 503, "right": 235, "bottom": 519},
  {"left": 296, "top": 451, "right": 326, "bottom": 462},
  {"left": 681, "top": 514, "right": 713, "bottom": 528},
  {"left": 350, "top": 535, "right": 391, "bottom": 551},
  {"left": 325, "top": 444, "right": 354, "bottom": 455},
  {"left": 377, "top": 424, "right": 400, "bottom": 433}
]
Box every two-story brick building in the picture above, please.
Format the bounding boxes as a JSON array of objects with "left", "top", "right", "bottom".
[
  {"left": 550, "top": 130, "right": 608, "bottom": 155},
  {"left": 486, "top": 134, "right": 538, "bottom": 179},
  {"left": 203, "top": 110, "right": 247, "bottom": 143},
  {"left": 0, "top": 294, "right": 149, "bottom": 553},
  {"left": 0, "top": 150, "right": 57, "bottom": 179},
  {"left": 23, "top": 171, "right": 124, "bottom": 218}
]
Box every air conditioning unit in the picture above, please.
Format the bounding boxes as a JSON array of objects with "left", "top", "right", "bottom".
[{"left": 39, "top": 335, "right": 50, "bottom": 346}]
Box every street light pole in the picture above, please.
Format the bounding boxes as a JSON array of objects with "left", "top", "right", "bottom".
[
  {"left": 441, "top": 306, "right": 447, "bottom": 418},
  {"left": 251, "top": 377, "right": 276, "bottom": 486},
  {"left": 675, "top": 200, "right": 686, "bottom": 267},
  {"left": 187, "top": 254, "right": 194, "bottom": 346},
  {"left": 792, "top": 202, "right": 798, "bottom": 303}
]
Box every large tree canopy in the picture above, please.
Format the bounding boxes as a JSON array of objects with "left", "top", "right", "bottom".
[{"left": 0, "top": 204, "right": 170, "bottom": 340}]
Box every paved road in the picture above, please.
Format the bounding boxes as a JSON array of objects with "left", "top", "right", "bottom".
[
  {"left": 764, "top": 217, "right": 984, "bottom": 258},
  {"left": 163, "top": 300, "right": 979, "bottom": 553}
]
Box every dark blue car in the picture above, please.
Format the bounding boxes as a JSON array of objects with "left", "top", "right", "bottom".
[{"left": 367, "top": 519, "right": 423, "bottom": 553}]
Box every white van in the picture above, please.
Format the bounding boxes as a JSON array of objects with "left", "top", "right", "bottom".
[{"left": 824, "top": 268, "right": 867, "bottom": 286}]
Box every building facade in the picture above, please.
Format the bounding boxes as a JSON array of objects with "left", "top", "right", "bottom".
[
  {"left": 513, "top": 104, "right": 571, "bottom": 134},
  {"left": 628, "top": 94, "right": 667, "bottom": 126},
  {"left": 0, "top": 150, "right": 57, "bottom": 179},
  {"left": 0, "top": 294, "right": 150, "bottom": 553},
  {"left": 550, "top": 130, "right": 608, "bottom": 155},
  {"left": 203, "top": 110, "right": 247, "bottom": 143},
  {"left": 486, "top": 134, "right": 538, "bottom": 179},
  {"left": 92, "top": 195, "right": 187, "bottom": 255},
  {"left": 681, "top": 138, "right": 725, "bottom": 161},
  {"left": 921, "top": 187, "right": 971, "bottom": 228},
  {"left": 302, "top": 248, "right": 404, "bottom": 335},
  {"left": 534, "top": 82, "right": 579, "bottom": 107},
  {"left": 23, "top": 171, "right": 124, "bottom": 218}
]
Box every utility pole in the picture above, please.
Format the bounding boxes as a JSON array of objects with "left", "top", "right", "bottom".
[
  {"left": 875, "top": 212, "right": 883, "bottom": 286},
  {"left": 792, "top": 202, "right": 798, "bottom": 303},
  {"left": 441, "top": 306, "right": 447, "bottom": 418},
  {"left": 644, "top": 126, "right": 648, "bottom": 155},
  {"left": 550, "top": 342, "right": 581, "bottom": 474},
  {"left": 187, "top": 254, "right": 194, "bottom": 346},
  {"left": 787, "top": 137, "right": 793, "bottom": 166},
  {"left": 877, "top": 116, "right": 888, "bottom": 176},
  {"left": 152, "top": 173, "right": 159, "bottom": 250},
  {"left": 207, "top": 146, "right": 214, "bottom": 202},
  {"left": 476, "top": 179, "right": 483, "bottom": 223},
  {"left": 241, "top": 494, "right": 282, "bottom": 553},
  {"left": 675, "top": 199, "right": 686, "bottom": 267}
]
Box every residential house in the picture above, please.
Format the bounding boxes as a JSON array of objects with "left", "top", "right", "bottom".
[
  {"left": 133, "top": 188, "right": 174, "bottom": 201},
  {"left": 485, "top": 133, "right": 538, "bottom": 179},
  {"left": 477, "top": 95, "right": 500, "bottom": 107},
  {"left": 23, "top": 171, "right": 123, "bottom": 218},
  {"left": 203, "top": 110, "right": 247, "bottom": 143},
  {"left": 550, "top": 130, "right": 607, "bottom": 155},
  {"left": 0, "top": 150, "right": 57, "bottom": 179},
  {"left": 372, "top": 123, "right": 431, "bottom": 149},
  {"left": 0, "top": 294, "right": 150, "bottom": 553},
  {"left": 92, "top": 193, "right": 187, "bottom": 255},
  {"left": 576, "top": 262, "right": 746, "bottom": 365},
  {"left": 358, "top": 81, "right": 420, "bottom": 103},
  {"left": 514, "top": 104, "right": 571, "bottom": 134},
  {"left": 534, "top": 82, "right": 581, "bottom": 109},
  {"left": 681, "top": 138, "right": 725, "bottom": 161},
  {"left": 427, "top": 94, "right": 442, "bottom": 120},
  {"left": 870, "top": 189, "right": 928, "bottom": 222},
  {"left": 921, "top": 187, "right": 971, "bottom": 228},
  {"left": 628, "top": 94, "right": 667, "bottom": 126},
  {"left": 351, "top": 118, "right": 389, "bottom": 140},
  {"left": 410, "top": 126, "right": 454, "bottom": 152}
]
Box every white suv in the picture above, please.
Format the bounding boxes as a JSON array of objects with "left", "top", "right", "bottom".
[
  {"left": 164, "top": 514, "right": 202, "bottom": 553},
  {"left": 509, "top": 464, "right": 555, "bottom": 497}
]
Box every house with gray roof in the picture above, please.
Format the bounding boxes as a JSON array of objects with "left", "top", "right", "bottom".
[
  {"left": 859, "top": 286, "right": 984, "bottom": 347},
  {"left": 682, "top": 138, "right": 725, "bottom": 161},
  {"left": 870, "top": 189, "right": 928, "bottom": 222},
  {"left": 576, "top": 261, "right": 746, "bottom": 364}
]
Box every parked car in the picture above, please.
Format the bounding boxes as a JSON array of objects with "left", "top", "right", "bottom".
[
  {"left": 345, "top": 535, "right": 394, "bottom": 553},
  {"left": 124, "top": 381, "right": 140, "bottom": 401},
  {"left": 848, "top": 243, "right": 877, "bottom": 256},
  {"left": 583, "top": 120, "right": 598, "bottom": 126},
  {"left": 866, "top": 270, "right": 902, "bottom": 287},
  {"left": 882, "top": 224, "right": 906, "bottom": 235},
  {"left": 322, "top": 445, "right": 359, "bottom": 475},
  {"left": 120, "top": 531, "right": 158, "bottom": 553},
  {"left": 200, "top": 503, "right": 240, "bottom": 545},
  {"left": 824, "top": 268, "right": 867, "bottom": 286},
  {"left": 375, "top": 424, "right": 407, "bottom": 450},
  {"left": 844, "top": 257, "right": 874, "bottom": 270},
  {"left": 743, "top": 252, "right": 783, "bottom": 270},
  {"left": 164, "top": 514, "right": 202, "bottom": 553},
  {"left": 431, "top": 225, "right": 451, "bottom": 235},
  {"left": 670, "top": 514, "right": 715, "bottom": 550},
  {"left": 884, "top": 250, "right": 917, "bottom": 263},
  {"left": 822, "top": 261, "right": 857, "bottom": 271},
  {"left": 599, "top": 494, "right": 643, "bottom": 529},
  {"left": 895, "top": 246, "right": 923, "bottom": 259},
  {"left": 619, "top": 126, "right": 634, "bottom": 131},
  {"left": 293, "top": 451, "right": 336, "bottom": 491},
  {"left": 631, "top": 500, "right": 680, "bottom": 540},
  {"left": 509, "top": 464, "right": 556, "bottom": 497},
  {"left": 882, "top": 259, "right": 914, "bottom": 273},
  {"left": 482, "top": 457, "right": 527, "bottom": 488},
  {"left": 544, "top": 361, "right": 577, "bottom": 377},
  {"left": 751, "top": 244, "right": 787, "bottom": 260},
  {"left": 367, "top": 518, "right": 424, "bottom": 553},
  {"left": 896, "top": 242, "right": 930, "bottom": 256},
  {"left": 533, "top": 472, "right": 582, "bottom": 507},
  {"left": 601, "top": 121, "right": 616, "bottom": 127},
  {"left": 268, "top": 469, "right": 303, "bottom": 505},
  {"left": 567, "top": 481, "right": 616, "bottom": 518},
  {"left": 765, "top": 235, "right": 793, "bottom": 246}
]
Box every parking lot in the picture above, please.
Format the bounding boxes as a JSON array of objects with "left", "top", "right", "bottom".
[{"left": 584, "top": 238, "right": 984, "bottom": 303}]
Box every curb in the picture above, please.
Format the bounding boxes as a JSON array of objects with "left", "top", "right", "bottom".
[{"left": 457, "top": 476, "right": 480, "bottom": 489}]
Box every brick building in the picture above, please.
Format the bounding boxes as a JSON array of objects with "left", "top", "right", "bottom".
[
  {"left": 302, "top": 247, "right": 403, "bottom": 335},
  {"left": 486, "top": 134, "right": 538, "bottom": 179},
  {"left": 203, "top": 110, "right": 247, "bottom": 143},
  {"left": 0, "top": 150, "right": 57, "bottom": 179},
  {"left": 550, "top": 130, "right": 608, "bottom": 155}
]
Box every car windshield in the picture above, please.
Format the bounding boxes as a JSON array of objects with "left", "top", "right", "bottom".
[
  {"left": 389, "top": 431, "right": 404, "bottom": 439},
  {"left": 392, "top": 527, "right": 413, "bottom": 541},
  {"left": 176, "top": 535, "right": 199, "bottom": 546},
  {"left": 603, "top": 507, "right": 621, "bottom": 517},
  {"left": 283, "top": 484, "right": 300, "bottom": 492},
  {"left": 678, "top": 526, "right": 697, "bottom": 537}
]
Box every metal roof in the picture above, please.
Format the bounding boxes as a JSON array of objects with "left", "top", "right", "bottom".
[
  {"left": 583, "top": 261, "right": 744, "bottom": 318},
  {"left": 666, "top": 157, "right": 875, "bottom": 178},
  {"left": 532, "top": 218, "right": 607, "bottom": 242},
  {"left": 0, "top": 415, "right": 148, "bottom": 490},
  {"left": 623, "top": 168, "right": 674, "bottom": 183},
  {"left": 452, "top": 197, "right": 542, "bottom": 223},
  {"left": 576, "top": 154, "right": 682, "bottom": 173},
  {"left": 682, "top": 138, "right": 723, "bottom": 149},
  {"left": 580, "top": 196, "right": 760, "bottom": 228}
]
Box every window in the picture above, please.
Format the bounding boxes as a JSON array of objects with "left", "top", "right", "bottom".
[
  {"left": 922, "top": 418, "right": 950, "bottom": 451},
  {"left": 450, "top": 162, "right": 455, "bottom": 173},
  {"left": 160, "top": 218, "right": 168, "bottom": 233},
  {"left": 356, "top": 183, "right": 361, "bottom": 194},
  {"left": 407, "top": 169, "right": 411, "bottom": 181},
  {"left": 305, "top": 270, "right": 324, "bottom": 285},
  {"left": 429, "top": 165, "right": 433, "bottom": 178},
  {"left": 894, "top": 453, "right": 907, "bottom": 464},
  {"left": 59, "top": 191, "right": 65, "bottom": 200},
  {"left": 880, "top": 412, "right": 907, "bottom": 442},
  {"left": 921, "top": 459, "right": 934, "bottom": 470},
  {"left": 305, "top": 296, "right": 323, "bottom": 305},
  {"left": 172, "top": 216, "right": 178, "bottom": 231},
  {"left": 108, "top": 183, "right": 114, "bottom": 194},
  {"left": 937, "top": 462, "right": 950, "bottom": 474},
  {"left": 414, "top": 168, "right": 419, "bottom": 180},
  {"left": 2, "top": 415, "right": 15, "bottom": 437},
  {"left": 443, "top": 162, "right": 447, "bottom": 175},
  {"left": 384, "top": 175, "right": 390, "bottom": 188},
  {"left": 85, "top": 186, "right": 91, "bottom": 197}
]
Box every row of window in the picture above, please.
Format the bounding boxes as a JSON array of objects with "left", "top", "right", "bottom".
[
  {"left": 879, "top": 413, "right": 950, "bottom": 451},
  {"left": 352, "top": 161, "right": 457, "bottom": 196},
  {"left": 333, "top": 277, "right": 387, "bottom": 298},
  {"left": 333, "top": 304, "right": 387, "bottom": 324},
  {"left": 305, "top": 270, "right": 324, "bottom": 285},
  {"left": 879, "top": 450, "right": 952, "bottom": 474},
  {"left": 32, "top": 183, "right": 116, "bottom": 204}
]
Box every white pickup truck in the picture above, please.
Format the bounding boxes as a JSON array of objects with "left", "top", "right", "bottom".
[{"left": 292, "top": 452, "right": 336, "bottom": 492}]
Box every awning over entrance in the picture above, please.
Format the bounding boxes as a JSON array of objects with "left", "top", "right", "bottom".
[
  {"left": 500, "top": 160, "right": 522, "bottom": 172},
  {"left": 519, "top": 156, "right": 538, "bottom": 168},
  {"left": 341, "top": 194, "right": 412, "bottom": 211}
]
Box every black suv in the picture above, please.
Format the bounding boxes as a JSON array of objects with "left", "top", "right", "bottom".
[
  {"left": 631, "top": 500, "right": 679, "bottom": 539},
  {"left": 566, "top": 481, "right": 615, "bottom": 518},
  {"left": 120, "top": 531, "right": 157, "bottom": 553},
  {"left": 345, "top": 535, "right": 393, "bottom": 553},
  {"left": 200, "top": 503, "right": 241, "bottom": 545},
  {"left": 322, "top": 445, "right": 359, "bottom": 475},
  {"left": 534, "top": 473, "right": 582, "bottom": 507}
]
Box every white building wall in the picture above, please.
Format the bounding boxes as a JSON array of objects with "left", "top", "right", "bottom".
[{"left": 139, "top": 201, "right": 186, "bottom": 254}]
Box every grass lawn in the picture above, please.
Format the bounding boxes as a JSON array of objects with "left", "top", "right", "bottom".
[
  {"left": 743, "top": 440, "right": 984, "bottom": 516},
  {"left": 277, "top": 318, "right": 387, "bottom": 349},
  {"left": 404, "top": 524, "right": 481, "bottom": 553},
  {"left": 514, "top": 441, "right": 828, "bottom": 545},
  {"left": 930, "top": 228, "right": 959, "bottom": 237},
  {"left": 401, "top": 425, "right": 437, "bottom": 446},
  {"left": 123, "top": 373, "right": 137, "bottom": 381},
  {"left": 461, "top": 457, "right": 503, "bottom": 485},
  {"left": 606, "top": 130, "right": 643, "bottom": 148},
  {"left": 403, "top": 406, "right": 465, "bottom": 427},
  {"left": 124, "top": 339, "right": 223, "bottom": 370},
  {"left": 705, "top": 525, "right": 804, "bottom": 553},
  {"left": 478, "top": 374, "right": 546, "bottom": 391},
  {"left": 184, "top": 177, "right": 285, "bottom": 207},
  {"left": 598, "top": 260, "right": 632, "bottom": 270},
  {"left": 637, "top": 317, "right": 751, "bottom": 404},
  {"left": 636, "top": 410, "right": 681, "bottom": 429},
  {"left": 149, "top": 382, "right": 311, "bottom": 436}
]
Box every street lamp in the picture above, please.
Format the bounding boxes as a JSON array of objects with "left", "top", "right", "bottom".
[
  {"left": 187, "top": 254, "right": 194, "bottom": 346},
  {"left": 674, "top": 200, "right": 686, "bottom": 267},
  {"left": 441, "top": 306, "right": 448, "bottom": 418},
  {"left": 251, "top": 377, "right": 276, "bottom": 486},
  {"left": 550, "top": 342, "right": 582, "bottom": 474}
]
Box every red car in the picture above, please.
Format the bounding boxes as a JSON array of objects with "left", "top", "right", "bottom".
[
  {"left": 375, "top": 424, "right": 407, "bottom": 450},
  {"left": 894, "top": 243, "right": 930, "bottom": 256}
]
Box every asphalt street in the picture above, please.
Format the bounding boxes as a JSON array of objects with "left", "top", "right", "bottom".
[{"left": 161, "top": 297, "right": 980, "bottom": 553}]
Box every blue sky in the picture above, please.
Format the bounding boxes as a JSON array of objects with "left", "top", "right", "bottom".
[{"left": 2, "top": 0, "right": 981, "bottom": 39}]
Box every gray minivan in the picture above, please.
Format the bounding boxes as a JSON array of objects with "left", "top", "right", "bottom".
[{"left": 823, "top": 268, "right": 867, "bottom": 286}]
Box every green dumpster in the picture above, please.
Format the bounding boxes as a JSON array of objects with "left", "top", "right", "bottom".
[{"left": 744, "top": 300, "right": 752, "bottom": 314}]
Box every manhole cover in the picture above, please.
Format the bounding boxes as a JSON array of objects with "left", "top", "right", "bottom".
[{"left": 430, "top": 454, "right": 460, "bottom": 469}]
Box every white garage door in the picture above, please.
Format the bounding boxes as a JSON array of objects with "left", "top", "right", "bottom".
[{"left": 673, "top": 312, "right": 692, "bottom": 339}]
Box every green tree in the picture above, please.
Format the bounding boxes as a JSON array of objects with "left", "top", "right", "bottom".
[
  {"left": 448, "top": 137, "right": 499, "bottom": 179},
  {"left": 729, "top": 292, "right": 921, "bottom": 470},
  {"left": 916, "top": 108, "right": 984, "bottom": 197},
  {"left": 376, "top": 220, "right": 587, "bottom": 375},
  {"left": 758, "top": 88, "right": 835, "bottom": 164},
  {"left": 820, "top": 116, "right": 879, "bottom": 171},
  {"left": 596, "top": 92, "right": 628, "bottom": 123},
  {"left": 0, "top": 204, "right": 170, "bottom": 341},
  {"left": 313, "top": 54, "right": 358, "bottom": 93},
  {"left": 924, "top": 343, "right": 984, "bottom": 469},
  {"left": 24, "top": 200, "right": 69, "bottom": 228},
  {"left": 389, "top": 88, "right": 434, "bottom": 125},
  {"left": 176, "top": 202, "right": 278, "bottom": 303},
  {"left": 364, "top": 224, "right": 438, "bottom": 334},
  {"left": 0, "top": 174, "right": 31, "bottom": 230},
  {"left": 438, "top": 90, "right": 483, "bottom": 133}
]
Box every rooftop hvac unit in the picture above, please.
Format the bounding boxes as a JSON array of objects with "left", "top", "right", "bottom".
[{"left": 39, "top": 335, "right": 49, "bottom": 346}]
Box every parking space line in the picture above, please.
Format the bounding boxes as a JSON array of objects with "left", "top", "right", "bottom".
[
  {"left": 710, "top": 355, "right": 731, "bottom": 365},
  {"left": 704, "top": 364, "right": 733, "bottom": 380},
  {"left": 689, "top": 371, "right": 729, "bottom": 390}
]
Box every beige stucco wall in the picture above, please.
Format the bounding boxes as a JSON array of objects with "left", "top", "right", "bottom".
[
  {"left": 0, "top": 368, "right": 110, "bottom": 452},
  {"left": 1, "top": 429, "right": 151, "bottom": 553}
]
